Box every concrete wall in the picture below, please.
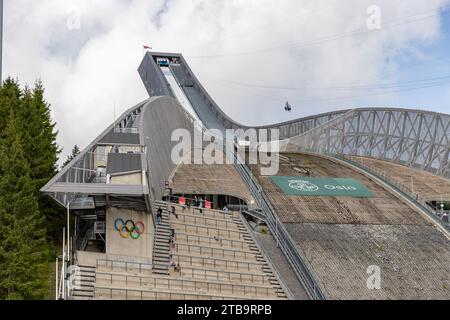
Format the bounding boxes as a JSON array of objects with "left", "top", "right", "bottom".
[
  {"left": 141, "top": 97, "right": 195, "bottom": 201},
  {"left": 106, "top": 207, "right": 154, "bottom": 260},
  {"left": 138, "top": 53, "right": 172, "bottom": 97},
  {"left": 111, "top": 172, "right": 142, "bottom": 185},
  {"left": 93, "top": 145, "right": 113, "bottom": 169},
  {"left": 77, "top": 251, "right": 152, "bottom": 267},
  {"left": 119, "top": 146, "right": 142, "bottom": 153}
]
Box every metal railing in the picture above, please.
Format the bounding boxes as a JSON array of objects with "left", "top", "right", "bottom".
[
  {"left": 148, "top": 94, "right": 327, "bottom": 299},
  {"left": 163, "top": 195, "right": 239, "bottom": 217},
  {"left": 92, "top": 176, "right": 107, "bottom": 184},
  {"left": 97, "top": 257, "right": 271, "bottom": 285},
  {"left": 80, "top": 229, "right": 94, "bottom": 251},
  {"left": 243, "top": 209, "right": 266, "bottom": 221},
  {"left": 97, "top": 259, "right": 153, "bottom": 274},
  {"left": 174, "top": 206, "right": 238, "bottom": 220},
  {"left": 174, "top": 213, "right": 240, "bottom": 230},
  {"left": 171, "top": 253, "right": 263, "bottom": 272},
  {"left": 152, "top": 201, "right": 172, "bottom": 273},
  {"left": 173, "top": 242, "right": 257, "bottom": 261},
  {"left": 175, "top": 232, "right": 250, "bottom": 251},
  {"left": 94, "top": 286, "right": 242, "bottom": 300},
  {"left": 240, "top": 212, "right": 294, "bottom": 300},
  {"left": 227, "top": 204, "right": 250, "bottom": 212},
  {"left": 171, "top": 221, "right": 244, "bottom": 240},
  {"left": 326, "top": 153, "right": 450, "bottom": 230},
  {"left": 94, "top": 221, "right": 106, "bottom": 234},
  {"left": 95, "top": 272, "right": 276, "bottom": 298},
  {"left": 230, "top": 145, "right": 327, "bottom": 300},
  {"left": 178, "top": 266, "right": 269, "bottom": 285},
  {"left": 114, "top": 127, "right": 139, "bottom": 134}
]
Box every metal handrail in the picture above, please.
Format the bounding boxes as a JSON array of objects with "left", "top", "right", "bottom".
[
  {"left": 179, "top": 266, "right": 269, "bottom": 285},
  {"left": 171, "top": 221, "right": 243, "bottom": 240},
  {"left": 95, "top": 285, "right": 245, "bottom": 300},
  {"left": 175, "top": 232, "right": 249, "bottom": 250},
  {"left": 165, "top": 199, "right": 237, "bottom": 219},
  {"left": 114, "top": 127, "right": 139, "bottom": 134},
  {"left": 96, "top": 258, "right": 271, "bottom": 285},
  {"left": 139, "top": 93, "right": 327, "bottom": 298},
  {"left": 173, "top": 242, "right": 257, "bottom": 261},
  {"left": 326, "top": 153, "right": 450, "bottom": 230},
  {"left": 230, "top": 143, "right": 327, "bottom": 300},
  {"left": 95, "top": 271, "right": 275, "bottom": 298},
  {"left": 240, "top": 212, "right": 294, "bottom": 300},
  {"left": 152, "top": 201, "right": 172, "bottom": 273},
  {"left": 171, "top": 252, "right": 262, "bottom": 272},
  {"left": 80, "top": 228, "right": 94, "bottom": 251},
  {"left": 174, "top": 213, "right": 240, "bottom": 229}
]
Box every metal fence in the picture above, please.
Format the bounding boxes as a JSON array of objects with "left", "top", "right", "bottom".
[
  {"left": 329, "top": 153, "right": 450, "bottom": 230},
  {"left": 230, "top": 146, "right": 327, "bottom": 300},
  {"left": 95, "top": 271, "right": 276, "bottom": 298}
]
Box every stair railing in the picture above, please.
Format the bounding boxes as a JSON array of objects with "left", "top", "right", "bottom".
[{"left": 229, "top": 141, "right": 327, "bottom": 300}]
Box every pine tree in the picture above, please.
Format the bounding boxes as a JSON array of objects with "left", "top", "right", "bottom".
[
  {"left": 17, "top": 80, "right": 62, "bottom": 242},
  {"left": 0, "top": 78, "right": 22, "bottom": 133},
  {"left": 18, "top": 80, "right": 59, "bottom": 187},
  {"left": 62, "top": 145, "right": 80, "bottom": 168},
  {"left": 0, "top": 115, "right": 50, "bottom": 300}
]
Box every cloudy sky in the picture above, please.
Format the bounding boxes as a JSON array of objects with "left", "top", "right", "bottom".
[{"left": 4, "top": 0, "right": 450, "bottom": 164}]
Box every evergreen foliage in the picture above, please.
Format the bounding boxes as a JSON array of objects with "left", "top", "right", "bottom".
[
  {"left": 0, "top": 115, "right": 51, "bottom": 299},
  {"left": 62, "top": 145, "right": 80, "bottom": 168},
  {"left": 0, "top": 78, "right": 60, "bottom": 299}
]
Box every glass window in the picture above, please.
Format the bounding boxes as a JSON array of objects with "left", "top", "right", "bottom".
[
  {"left": 97, "top": 167, "right": 106, "bottom": 177},
  {"left": 98, "top": 146, "right": 106, "bottom": 162}
]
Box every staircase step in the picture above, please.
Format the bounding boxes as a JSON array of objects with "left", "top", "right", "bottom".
[
  {"left": 72, "top": 296, "right": 92, "bottom": 301},
  {"left": 74, "top": 277, "right": 95, "bottom": 284},
  {"left": 152, "top": 264, "right": 169, "bottom": 268},
  {"left": 155, "top": 247, "right": 170, "bottom": 252},
  {"left": 154, "top": 256, "right": 170, "bottom": 261},
  {"left": 78, "top": 266, "right": 96, "bottom": 271},
  {"left": 152, "top": 268, "right": 170, "bottom": 273},
  {"left": 72, "top": 280, "right": 95, "bottom": 287},
  {"left": 72, "top": 286, "right": 95, "bottom": 293},
  {"left": 154, "top": 250, "right": 170, "bottom": 256},
  {"left": 156, "top": 233, "right": 171, "bottom": 238},
  {"left": 154, "top": 251, "right": 170, "bottom": 256},
  {"left": 72, "top": 290, "right": 94, "bottom": 297},
  {"left": 153, "top": 271, "right": 170, "bottom": 275},
  {"left": 155, "top": 244, "right": 170, "bottom": 249}
]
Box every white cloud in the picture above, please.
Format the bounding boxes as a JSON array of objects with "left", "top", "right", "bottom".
[{"left": 4, "top": 0, "right": 449, "bottom": 163}]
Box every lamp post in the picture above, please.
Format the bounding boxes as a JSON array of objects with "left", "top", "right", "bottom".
[{"left": 67, "top": 201, "right": 71, "bottom": 263}]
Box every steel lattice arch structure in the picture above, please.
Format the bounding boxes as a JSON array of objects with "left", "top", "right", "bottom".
[
  {"left": 42, "top": 52, "right": 450, "bottom": 208},
  {"left": 284, "top": 108, "right": 450, "bottom": 178},
  {"left": 138, "top": 52, "right": 450, "bottom": 180},
  {"left": 40, "top": 51, "right": 450, "bottom": 301}
]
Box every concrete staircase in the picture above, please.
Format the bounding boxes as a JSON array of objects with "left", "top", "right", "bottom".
[
  {"left": 152, "top": 202, "right": 172, "bottom": 275},
  {"left": 169, "top": 204, "right": 288, "bottom": 299},
  {"left": 92, "top": 202, "right": 288, "bottom": 300},
  {"left": 70, "top": 265, "right": 96, "bottom": 300}
]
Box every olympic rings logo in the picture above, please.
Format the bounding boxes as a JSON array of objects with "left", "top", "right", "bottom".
[{"left": 114, "top": 218, "right": 145, "bottom": 240}]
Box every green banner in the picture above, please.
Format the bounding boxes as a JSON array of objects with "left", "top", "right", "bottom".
[{"left": 270, "top": 176, "right": 374, "bottom": 198}]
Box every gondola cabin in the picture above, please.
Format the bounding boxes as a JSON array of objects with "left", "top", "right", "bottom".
[{"left": 157, "top": 58, "right": 170, "bottom": 67}]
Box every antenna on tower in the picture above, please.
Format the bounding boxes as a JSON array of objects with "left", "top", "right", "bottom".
[{"left": 113, "top": 97, "right": 117, "bottom": 126}]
